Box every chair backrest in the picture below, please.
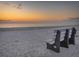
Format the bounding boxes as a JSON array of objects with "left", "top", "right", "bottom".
[
  {"left": 70, "top": 27, "right": 76, "bottom": 39},
  {"left": 72, "top": 27, "right": 76, "bottom": 34},
  {"left": 55, "top": 30, "right": 61, "bottom": 44},
  {"left": 64, "top": 29, "right": 69, "bottom": 41}
]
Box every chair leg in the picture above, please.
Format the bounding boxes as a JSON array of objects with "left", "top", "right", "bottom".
[
  {"left": 69, "top": 38, "right": 75, "bottom": 45},
  {"left": 47, "top": 42, "right": 60, "bottom": 53},
  {"left": 60, "top": 40, "right": 69, "bottom": 48}
]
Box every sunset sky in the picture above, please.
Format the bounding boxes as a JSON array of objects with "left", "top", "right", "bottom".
[{"left": 0, "top": 1, "right": 79, "bottom": 22}]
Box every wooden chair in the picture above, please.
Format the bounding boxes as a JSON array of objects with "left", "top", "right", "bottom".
[
  {"left": 46, "top": 30, "right": 61, "bottom": 53},
  {"left": 69, "top": 27, "right": 76, "bottom": 45},
  {"left": 60, "top": 29, "right": 69, "bottom": 48}
]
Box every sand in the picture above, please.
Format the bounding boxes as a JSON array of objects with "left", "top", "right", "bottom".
[{"left": 0, "top": 26, "right": 79, "bottom": 57}]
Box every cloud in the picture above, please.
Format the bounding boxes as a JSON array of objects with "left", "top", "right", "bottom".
[
  {"left": 16, "top": 4, "right": 22, "bottom": 9},
  {"left": 3, "top": 2, "right": 10, "bottom": 6},
  {"left": 1, "top": 2, "right": 23, "bottom": 10}
]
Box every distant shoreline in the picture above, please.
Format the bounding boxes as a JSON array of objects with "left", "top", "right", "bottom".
[
  {"left": 0, "top": 26, "right": 58, "bottom": 31},
  {"left": 0, "top": 25, "right": 79, "bottom": 31}
]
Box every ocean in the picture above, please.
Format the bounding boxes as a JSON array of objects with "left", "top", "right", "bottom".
[{"left": 0, "top": 19, "right": 79, "bottom": 28}]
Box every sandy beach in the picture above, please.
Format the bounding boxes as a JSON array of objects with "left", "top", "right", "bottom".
[{"left": 0, "top": 26, "right": 79, "bottom": 57}]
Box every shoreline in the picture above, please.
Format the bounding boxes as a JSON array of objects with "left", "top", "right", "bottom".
[{"left": 0, "top": 25, "right": 79, "bottom": 31}]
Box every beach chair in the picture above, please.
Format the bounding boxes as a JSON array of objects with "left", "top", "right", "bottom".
[
  {"left": 46, "top": 30, "right": 61, "bottom": 53},
  {"left": 69, "top": 27, "right": 76, "bottom": 45},
  {"left": 60, "top": 29, "right": 69, "bottom": 48}
]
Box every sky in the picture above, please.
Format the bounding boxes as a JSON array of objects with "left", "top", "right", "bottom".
[{"left": 0, "top": 1, "right": 79, "bottom": 22}]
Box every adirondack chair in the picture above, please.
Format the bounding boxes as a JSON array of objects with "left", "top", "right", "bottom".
[
  {"left": 69, "top": 27, "right": 76, "bottom": 45},
  {"left": 60, "top": 29, "right": 69, "bottom": 48},
  {"left": 46, "top": 30, "right": 61, "bottom": 53}
]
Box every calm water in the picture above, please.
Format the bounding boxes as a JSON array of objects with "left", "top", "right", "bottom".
[
  {"left": 0, "top": 19, "right": 79, "bottom": 28},
  {"left": 0, "top": 23, "right": 58, "bottom": 28}
]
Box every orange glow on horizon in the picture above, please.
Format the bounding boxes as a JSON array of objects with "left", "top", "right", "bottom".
[
  {"left": 0, "top": 10, "right": 76, "bottom": 21},
  {"left": 0, "top": 4, "right": 78, "bottom": 22},
  {"left": 0, "top": 10, "right": 78, "bottom": 22}
]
